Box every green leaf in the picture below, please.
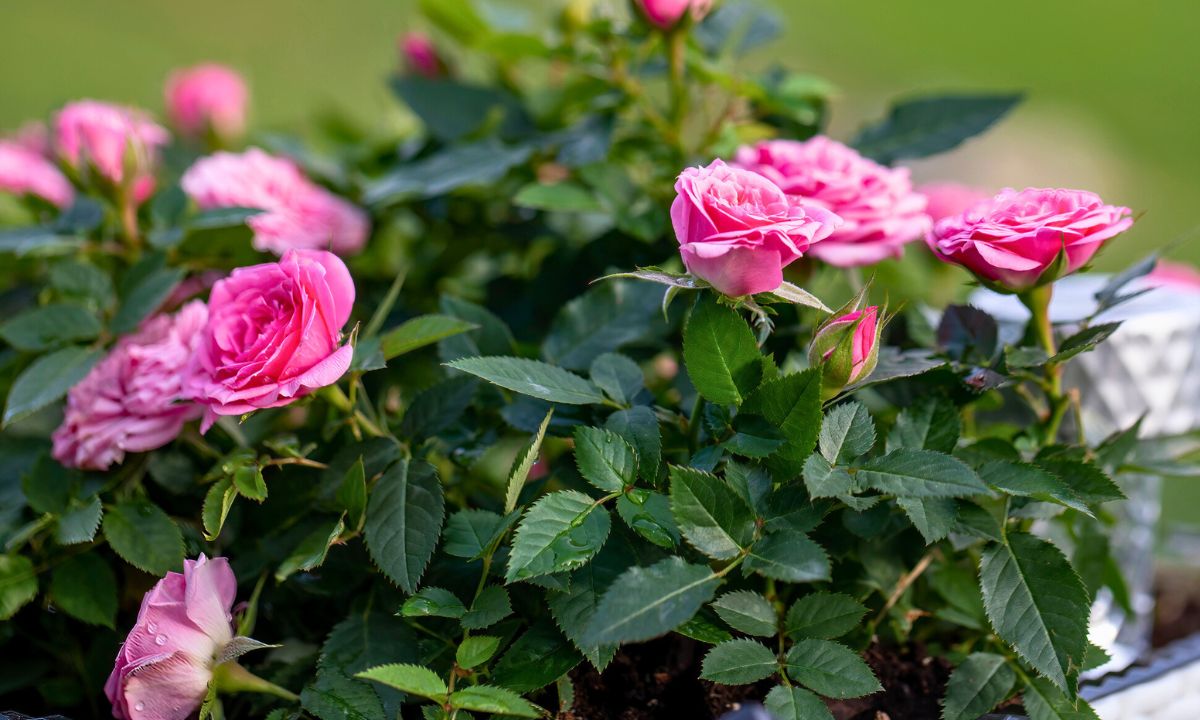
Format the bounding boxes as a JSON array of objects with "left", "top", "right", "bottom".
[
  {"left": 581, "top": 557, "right": 719, "bottom": 647},
  {"left": 785, "top": 592, "right": 867, "bottom": 640},
  {"left": 589, "top": 353, "right": 645, "bottom": 407},
  {"left": 380, "top": 315, "right": 477, "bottom": 360},
  {"left": 819, "top": 401, "right": 876, "bottom": 463},
  {"left": 202, "top": 476, "right": 238, "bottom": 541},
  {"left": 49, "top": 260, "right": 115, "bottom": 309},
  {"left": 542, "top": 281, "right": 662, "bottom": 371},
  {"left": 456, "top": 636, "right": 501, "bottom": 669},
  {"left": 276, "top": 515, "right": 346, "bottom": 582},
  {"left": 418, "top": 0, "right": 488, "bottom": 44},
  {"left": 461, "top": 585, "right": 512, "bottom": 629},
  {"left": 366, "top": 137, "right": 532, "bottom": 202},
  {"left": 438, "top": 295, "right": 515, "bottom": 360},
  {"left": 446, "top": 356, "right": 606, "bottom": 405},
  {"left": 605, "top": 406, "right": 661, "bottom": 483},
  {"left": 364, "top": 460, "right": 445, "bottom": 593},
  {"left": 442, "top": 509, "right": 504, "bottom": 559},
  {"left": 897, "top": 497, "right": 958, "bottom": 544},
  {"left": 669, "top": 465, "right": 756, "bottom": 560},
  {"left": 0, "top": 554, "right": 37, "bottom": 620},
  {"left": 979, "top": 533, "right": 1089, "bottom": 694},
  {"left": 784, "top": 638, "right": 882, "bottom": 699},
  {"left": 677, "top": 611, "right": 734, "bottom": 645},
  {"left": 548, "top": 542, "right": 632, "bottom": 670},
  {"left": 336, "top": 458, "right": 367, "bottom": 532},
  {"left": 711, "top": 590, "right": 777, "bottom": 637},
  {"left": 802, "top": 454, "right": 855, "bottom": 498},
  {"left": 103, "top": 500, "right": 184, "bottom": 576},
  {"left": 22, "top": 454, "right": 76, "bottom": 514},
  {"left": 1051, "top": 323, "right": 1120, "bottom": 363},
  {"left": 504, "top": 408, "right": 553, "bottom": 514},
  {"left": 1022, "top": 676, "right": 1100, "bottom": 720},
  {"left": 49, "top": 553, "right": 117, "bottom": 628},
  {"left": 400, "top": 587, "right": 466, "bottom": 619},
  {"left": 721, "top": 414, "right": 786, "bottom": 458},
  {"left": 356, "top": 664, "right": 447, "bottom": 702},
  {"left": 1033, "top": 457, "right": 1124, "bottom": 505},
  {"left": 764, "top": 281, "right": 832, "bottom": 313},
  {"left": 744, "top": 531, "right": 831, "bottom": 583},
  {"left": 3, "top": 346, "right": 103, "bottom": 426},
  {"left": 683, "top": 299, "right": 763, "bottom": 406},
  {"left": 979, "top": 461, "right": 1090, "bottom": 516},
  {"left": 111, "top": 266, "right": 184, "bottom": 334},
  {"left": 852, "top": 93, "right": 1023, "bottom": 164},
  {"left": 764, "top": 684, "right": 834, "bottom": 720},
  {"left": 700, "top": 639, "right": 778, "bottom": 684},
  {"left": 887, "top": 395, "right": 960, "bottom": 454},
  {"left": 857, "top": 449, "right": 989, "bottom": 497},
  {"left": 505, "top": 490, "right": 611, "bottom": 582},
  {"left": 616, "top": 491, "right": 679, "bottom": 549},
  {"left": 742, "top": 369, "right": 823, "bottom": 477},
  {"left": 55, "top": 495, "right": 103, "bottom": 545},
  {"left": 400, "top": 376, "right": 476, "bottom": 439},
  {"left": 302, "top": 670, "right": 384, "bottom": 720},
  {"left": 448, "top": 685, "right": 539, "bottom": 718},
  {"left": 491, "top": 621, "right": 582, "bottom": 693},
  {"left": 513, "top": 182, "right": 601, "bottom": 212},
  {"left": 233, "top": 464, "right": 267, "bottom": 501},
  {"left": 574, "top": 426, "right": 638, "bottom": 493},
  {"left": 0, "top": 304, "right": 102, "bottom": 352},
  {"left": 940, "top": 653, "right": 1015, "bottom": 720}
]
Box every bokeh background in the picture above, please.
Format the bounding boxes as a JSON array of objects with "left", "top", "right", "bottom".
[{"left": 3, "top": 0, "right": 1198, "bottom": 528}]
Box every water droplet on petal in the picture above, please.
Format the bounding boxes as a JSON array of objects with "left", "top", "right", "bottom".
[
  {"left": 147, "top": 622, "right": 158, "bottom": 633},
  {"left": 155, "top": 634, "right": 168, "bottom": 645},
  {"left": 135, "top": 702, "right": 145, "bottom": 712}
]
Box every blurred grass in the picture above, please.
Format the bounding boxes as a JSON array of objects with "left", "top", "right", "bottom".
[{"left": 2, "top": 0, "right": 1198, "bottom": 523}]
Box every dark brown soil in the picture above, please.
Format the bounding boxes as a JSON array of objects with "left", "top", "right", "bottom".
[
  {"left": 827, "top": 644, "right": 951, "bottom": 720},
  {"left": 1152, "top": 565, "right": 1200, "bottom": 648}
]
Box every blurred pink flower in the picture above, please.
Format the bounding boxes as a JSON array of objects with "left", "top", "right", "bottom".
[
  {"left": 181, "top": 148, "right": 369, "bottom": 255},
  {"left": 399, "top": 32, "right": 442, "bottom": 78},
  {"left": 1147, "top": 260, "right": 1200, "bottom": 292},
  {"left": 165, "top": 63, "right": 249, "bottom": 142},
  {"left": 636, "top": 0, "right": 712, "bottom": 29},
  {"left": 734, "top": 137, "right": 930, "bottom": 267},
  {"left": 918, "top": 182, "right": 991, "bottom": 223},
  {"left": 52, "top": 302, "right": 207, "bottom": 471},
  {"left": 0, "top": 140, "right": 75, "bottom": 208},
  {"left": 54, "top": 100, "right": 169, "bottom": 200},
  {"left": 104, "top": 555, "right": 236, "bottom": 720}
]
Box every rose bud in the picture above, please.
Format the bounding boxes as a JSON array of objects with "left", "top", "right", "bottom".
[
  {"left": 917, "top": 182, "right": 990, "bottom": 224},
  {"left": 808, "top": 305, "right": 881, "bottom": 398},
  {"left": 186, "top": 249, "right": 355, "bottom": 431},
  {"left": 164, "top": 63, "right": 249, "bottom": 145},
  {"left": 925, "top": 187, "right": 1133, "bottom": 293},
  {"left": 52, "top": 302, "right": 208, "bottom": 471},
  {"left": 635, "top": 0, "right": 712, "bottom": 30},
  {"left": 0, "top": 139, "right": 75, "bottom": 208},
  {"left": 54, "top": 100, "right": 169, "bottom": 202},
  {"left": 671, "top": 159, "right": 841, "bottom": 297},
  {"left": 181, "top": 148, "right": 369, "bottom": 256},
  {"left": 733, "top": 137, "right": 930, "bottom": 267},
  {"left": 399, "top": 32, "right": 443, "bottom": 78}
]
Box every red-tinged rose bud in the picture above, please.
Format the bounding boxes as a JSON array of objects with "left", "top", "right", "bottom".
[
  {"left": 635, "top": 0, "right": 713, "bottom": 31},
  {"left": 399, "top": 32, "right": 443, "bottom": 78},
  {"left": 808, "top": 305, "right": 880, "bottom": 398}
]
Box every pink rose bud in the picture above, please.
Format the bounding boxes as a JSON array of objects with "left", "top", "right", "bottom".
[
  {"left": 187, "top": 249, "right": 355, "bottom": 431},
  {"left": 671, "top": 159, "right": 842, "bottom": 297},
  {"left": 925, "top": 187, "right": 1133, "bottom": 293},
  {"left": 164, "top": 63, "right": 249, "bottom": 143},
  {"left": 0, "top": 140, "right": 75, "bottom": 208},
  {"left": 733, "top": 137, "right": 931, "bottom": 268},
  {"left": 636, "top": 0, "right": 712, "bottom": 30},
  {"left": 1146, "top": 260, "right": 1200, "bottom": 292},
  {"left": 917, "top": 182, "right": 991, "bottom": 224},
  {"left": 808, "top": 305, "right": 881, "bottom": 397},
  {"left": 54, "top": 100, "right": 169, "bottom": 200},
  {"left": 52, "top": 302, "right": 208, "bottom": 471},
  {"left": 104, "top": 555, "right": 237, "bottom": 720},
  {"left": 399, "top": 32, "right": 443, "bottom": 78},
  {"left": 181, "top": 148, "right": 370, "bottom": 256}
]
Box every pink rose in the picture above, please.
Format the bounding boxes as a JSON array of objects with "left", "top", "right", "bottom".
[
  {"left": 165, "top": 64, "right": 249, "bottom": 142},
  {"left": 636, "top": 0, "right": 712, "bottom": 29},
  {"left": 187, "top": 249, "right": 355, "bottom": 430},
  {"left": 104, "top": 555, "right": 236, "bottom": 720},
  {"left": 181, "top": 148, "right": 370, "bottom": 255},
  {"left": 918, "top": 182, "right": 991, "bottom": 224},
  {"left": 733, "top": 137, "right": 931, "bottom": 267},
  {"left": 0, "top": 140, "right": 75, "bottom": 208},
  {"left": 54, "top": 100, "right": 169, "bottom": 200},
  {"left": 399, "top": 32, "right": 442, "bottom": 78},
  {"left": 671, "top": 159, "right": 842, "bottom": 296},
  {"left": 926, "top": 187, "right": 1133, "bottom": 292},
  {"left": 809, "top": 306, "right": 880, "bottom": 391},
  {"left": 52, "top": 302, "right": 207, "bottom": 471},
  {"left": 1146, "top": 260, "right": 1200, "bottom": 292}
]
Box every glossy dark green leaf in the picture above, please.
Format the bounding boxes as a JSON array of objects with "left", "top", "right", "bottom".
[
  {"left": 784, "top": 638, "right": 881, "bottom": 698},
  {"left": 446, "top": 356, "right": 606, "bottom": 405},
  {"left": 49, "top": 553, "right": 117, "bottom": 628},
  {"left": 0, "top": 304, "right": 101, "bottom": 352},
  {"left": 490, "top": 621, "right": 582, "bottom": 692},
  {"left": 364, "top": 460, "right": 445, "bottom": 593},
  {"left": 941, "top": 652, "right": 1015, "bottom": 720},
  {"left": 785, "top": 592, "right": 867, "bottom": 640},
  {"left": 683, "top": 298, "right": 762, "bottom": 406},
  {"left": 744, "top": 531, "right": 830, "bottom": 583},
  {"left": 711, "top": 590, "right": 777, "bottom": 637},
  {"left": 4, "top": 346, "right": 103, "bottom": 427},
  {"left": 742, "top": 369, "right": 822, "bottom": 477},
  {"left": 818, "top": 401, "right": 875, "bottom": 463},
  {"left": 580, "top": 557, "right": 719, "bottom": 647},
  {"left": 669, "top": 465, "right": 756, "bottom": 560},
  {"left": 103, "top": 500, "right": 184, "bottom": 576},
  {"left": 505, "top": 490, "right": 611, "bottom": 582},
  {"left": 542, "top": 281, "right": 662, "bottom": 371},
  {"left": 700, "top": 639, "right": 778, "bottom": 684},
  {"left": 857, "top": 449, "right": 989, "bottom": 498},
  {"left": 853, "top": 93, "right": 1023, "bottom": 164}
]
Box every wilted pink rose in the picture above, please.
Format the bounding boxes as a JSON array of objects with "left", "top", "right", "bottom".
[
  {"left": 54, "top": 100, "right": 169, "bottom": 200},
  {"left": 165, "top": 64, "right": 248, "bottom": 142},
  {"left": 918, "top": 182, "right": 991, "bottom": 224},
  {"left": 181, "top": 148, "right": 370, "bottom": 255},
  {"left": 0, "top": 140, "right": 75, "bottom": 208},
  {"left": 733, "top": 137, "right": 930, "bottom": 267},
  {"left": 809, "top": 305, "right": 880, "bottom": 387},
  {"left": 399, "top": 33, "right": 442, "bottom": 78},
  {"left": 926, "top": 187, "right": 1133, "bottom": 292},
  {"left": 636, "top": 0, "right": 712, "bottom": 29},
  {"left": 105, "top": 555, "right": 236, "bottom": 720},
  {"left": 187, "top": 249, "right": 355, "bottom": 430},
  {"left": 52, "top": 302, "right": 207, "bottom": 471},
  {"left": 671, "top": 159, "right": 842, "bottom": 296}
]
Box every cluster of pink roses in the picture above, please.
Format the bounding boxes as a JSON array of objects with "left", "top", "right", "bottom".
[{"left": 53, "top": 249, "right": 355, "bottom": 470}]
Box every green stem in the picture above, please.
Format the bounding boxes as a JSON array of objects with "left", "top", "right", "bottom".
[
  {"left": 666, "top": 27, "right": 688, "bottom": 149},
  {"left": 322, "top": 385, "right": 388, "bottom": 438},
  {"left": 1019, "top": 284, "right": 1069, "bottom": 445},
  {"left": 686, "top": 392, "right": 705, "bottom": 454},
  {"left": 212, "top": 662, "right": 299, "bottom": 703}
]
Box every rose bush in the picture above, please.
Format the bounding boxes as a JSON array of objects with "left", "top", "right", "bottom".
[{"left": 0, "top": 2, "right": 1189, "bottom": 720}]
